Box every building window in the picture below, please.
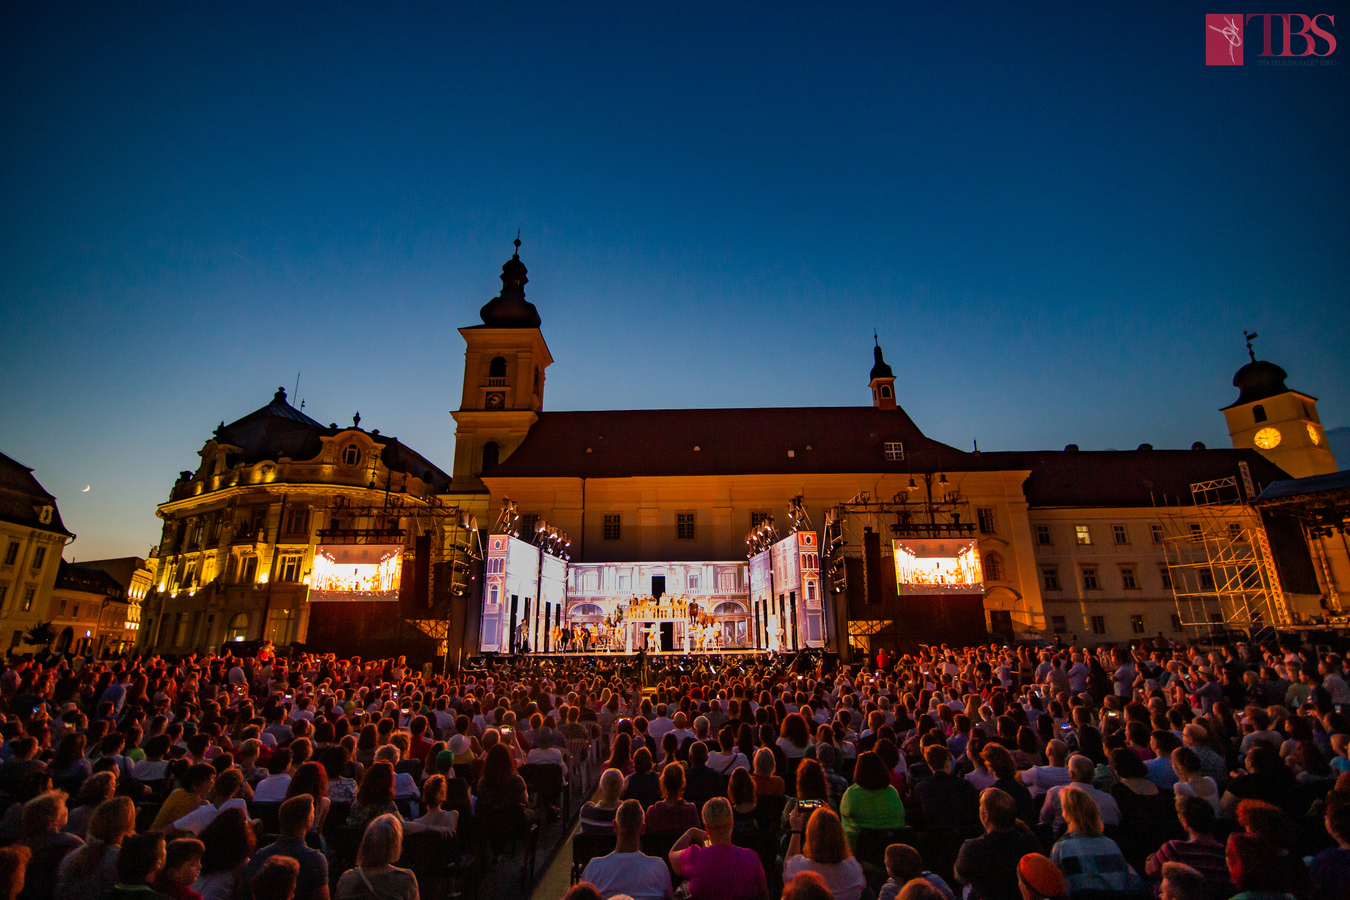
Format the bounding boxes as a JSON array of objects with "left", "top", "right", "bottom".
[
  {"left": 342, "top": 444, "right": 361, "bottom": 467},
  {"left": 983, "top": 552, "right": 1003, "bottom": 581},
  {"left": 1082, "top": 567, "right": 1100, "bottom": 590},
  {"left": 190, "top": 521, "right": 204, "bottom": 547},
  {"left": 1042, "top": 567, "right": 1060, "bottom": 591},
  {"left": 1253, "top": 404, "right": 1266, "bottom": 423},
  {"left": 676, "top": 513, "right": 696, "bottom": 541},
  {"left": 1036, "top": 525, "right": 1052, "bottom": 545},
  {"left": 519, "top": 514, "right": 539, "bottom": 536},
  {"left": 242, "top": 556, "right": 259, "bottom": 584},
  {"left": 688, "top": 573, "right": 700, "bottom": 590},
  {"left": 751, "top": 512, "right": 771, "bottom": 528},
  {"left": 603, "top": 514, "right": 621, "bottom": 541},
  {"left": 879, "top": 385, "right": 892, "bottom": 399},
  {"left": 1189, "top": 523, "right": 1203, "bottom": 543},
  {"left": 58, "top": 598, "right": 67, "bottom": 615},
  {"left": 884, "top": 442, "right": 903, "bottom": 461},
  {"left": 1198, "top": 569, "right": 1215, "bottom": 591},
  {"left": 1112, "top": 525, "right": 1128, "bottom": 545},
  {"left": 280, "top": 556, "right": 302, "bottom": 582},
  {"left": 617, "top": 575, "right": 630, "bottom": 592},
  {"left": 32, "top": 547, "right": 46, "bottom": 570},
  {"left": 3, "top": 542, "right": 17, "bottom": 566},
  {"left": 1229, "top": 522, "right": 1245, "bottom": 542},
  {"left": 1171, "top": 613, "right": 1183, "bottom": 633},
  {"left": 0, "top": 586, "right": 6, "bottom": 610},
  {"left": 718, "top": 570, "right": 737, "bottom": 592},
  {"left": 21, "top": 588, "right": 35, "bottom": 611},
  {"left": 1051, "top": 615, "right": 1067, "bottom": 634},
  {"left": 1160, "top": 566, "right": 1173, "bottom": 590},
  {"left": 488, "top": 356, "right": 507, "bottom": 379},
  {"left": 1091, "top": 615, "right": 1106, "bottom": 635},
  {"left": 283, "top": 507, "right": 310, "bottom": 535},
  {"left": 977, "top": 508, "right": 996, "bottom": 534},
  {"left": 1150, "top": 524, "right": 1164, "bottom": 544},
  {"left": 1075, "top": 525, "right": 1092, "bottom": 545},
  {"left": 72, "top": 603, "right": 79, "bottom": 618},
  {"left": 1131, "top": 614, "right": 1146, "bottom": 634},
  {"left": 581, "top": 571, "right": 598, "bottom": 592},
  {"left": 1121, "top": 566, "right": 1138, "bottom": 589}
]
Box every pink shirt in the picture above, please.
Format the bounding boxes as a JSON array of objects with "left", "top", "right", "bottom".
[{"left": 676, "top": 843, "right": 766, "bottom": 900}]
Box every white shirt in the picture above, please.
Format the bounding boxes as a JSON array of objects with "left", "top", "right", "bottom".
[
  {"left": 581, "top": 850, "right": 674, "bottom": 900},
  {"left": 647, "top": 717, "right": 675, "bottom": 743},
  {"left": 707, "top": 750, "right": 750, "bottom": 775},
  {"left": 173, "top": 797, "right": 249, "bottom": 834},
  {"left": 252, "top": 774, "right": 292, "bottom": 802},
  {"left": 394, "top": 772, "right": 420, "bottom": 799},
  {"left": 1040, "top": 782, "right": 1121, "bottom": 827},
  {"left": 1021, "top": 765, "right": 1071, "bottom": 797}
]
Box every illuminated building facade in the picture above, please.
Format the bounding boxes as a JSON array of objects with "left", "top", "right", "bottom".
[
  {"left": 0, "top": 452, "right": 72, "bottom": 654},
  {"left": 145, "top": 388, "right": 453, "bottom": 655},
  {"left": 48, "top": 561, "right": 136, "bottom": 657}
]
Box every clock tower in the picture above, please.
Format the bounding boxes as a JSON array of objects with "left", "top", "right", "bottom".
[
  {"left": 451, "top": 239, "right": 553, "bottom": 490},
  {"left": 1222, "top": 333, "right": 1337, "bottom": 479}
]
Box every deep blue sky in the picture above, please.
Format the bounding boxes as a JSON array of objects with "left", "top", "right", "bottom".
[{"left": 2, "top": 3, "right": 1347, "bottom": 561}]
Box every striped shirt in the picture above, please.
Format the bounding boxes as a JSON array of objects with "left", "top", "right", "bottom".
[{"left": 1145, "top": 837, "right": 1234, "bottom": 900}]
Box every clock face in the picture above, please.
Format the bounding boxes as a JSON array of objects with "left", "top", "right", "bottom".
[
  {"left": 1307, "top": 423, "right": 1321, "bottom": 445},
  {"left": 485, "top": 391, "right": 505, "bottom": 410},
  {"left": 1253, "top": 427, "right": 1282, "bottom": 450}
]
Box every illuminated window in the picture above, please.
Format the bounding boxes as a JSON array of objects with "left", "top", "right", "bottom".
[
  {"left": 1075, "top": 525, "right": 1092, "bottom": 545},
  {"left": 1131, "top": 614, "right": 1145, "bottom": 634},
  {"left": 1160, "top": 566, "right": 1172, "bottom": 590},
  {"left": 676, "top": 513, "right": 696, "bottom": 541},
  {"left": 1150, "top": 524, "right": 1164, "bottom": 544},
  {"left": 279, "top": 556, "right": 302, "bottom": 582},
  {"left": 1121, "top": 566, "right": 1137, "bottom": 589},
  {"left": 1091, "top": 616, "right": 1106, "bottom": 635},
  {"left": 3, "top": 543, "right": 17, "bottom": 566},
  {"left": 603, "top": 514, "right": 621, "bottom": 541},
  {"left": 227, "top": 614, "right": 251, "bottom": 642},
  {"left": 1042, "top": 567, "right": 1060, "bottom": 591},
  {"left": 1253, "top": 404, "right": 1266, "bottom": 423},
  {"left": 977, "top": 508, "right": 996, "bottom": 535},
  {"left": 32, "top": 547, "right": 45, "bottom": 570},
  {"left": 1171, "top": 613, "right": 1183, "bottom": 633},
  {"left": 1051, "top": 615, "right": 1066, "bottom": 634},
  {"left": 1082, "top": 567, "right": 1100, "bottom": 590},
  {"left": 1112, "top": 525, "right": 1128, "bottom": 545},
  {"left": 1035, "top": 525, "right": 1052, "bottom": 545},
  {"left": 342, "top": 445, "right": 361, "bottom": 467},
  {"left": 884, "top": 442, "right": 904, "bottom": 461},
  {"left": 21, "top": 588, "right": 35, "bottom": 611}
]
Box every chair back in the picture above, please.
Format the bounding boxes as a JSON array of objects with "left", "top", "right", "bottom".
[
  {"left": 571, "top": 832, "right": 618, "bottom": 883},
  {"left": 520, "top": 763, "right": 565, "bottom": 799}
]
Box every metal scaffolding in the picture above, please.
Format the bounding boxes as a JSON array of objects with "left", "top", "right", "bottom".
[{"left": 1156, "top": 465, "right": 1288, "bottom": 634}]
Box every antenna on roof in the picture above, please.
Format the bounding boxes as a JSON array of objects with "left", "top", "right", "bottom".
[
  {"left": 294, "top": 370, "right": 301, "bottom": 401},
  {"left": 1243, "top": 330, "right": 1258, "bottom": 363},
  {"left": 873, "top": 329, "right": 878, "bottom": 347}
]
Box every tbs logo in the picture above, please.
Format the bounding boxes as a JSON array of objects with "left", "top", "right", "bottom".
[{"left": 1206, "top": 13, "right": 1336, "bottom": 64}]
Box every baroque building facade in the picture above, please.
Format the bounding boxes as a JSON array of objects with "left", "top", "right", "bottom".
[{"left": 0, "top": 452, "right": 73, "bottom": 653}]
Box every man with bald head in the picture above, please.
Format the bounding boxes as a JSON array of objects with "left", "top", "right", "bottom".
[
  {"left": 1018, "top": 740, "right": 1071, "bottom": 797},
  {"left": 581, "top": 799, "right": 673, "bottom": 900},
  {"left": 1038, "top": 754, "right": 1119, "bottom": 830}
]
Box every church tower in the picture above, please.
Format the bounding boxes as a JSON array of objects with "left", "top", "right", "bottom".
[
  {"left": 1222, "top": 333, "right": 1337, "bottom": 479},
  {"left": 450, "top": 238, "right": 553, "bottom": 489},
  {"left": 869, "top": 337, "right": 897, "bottom": 410}
]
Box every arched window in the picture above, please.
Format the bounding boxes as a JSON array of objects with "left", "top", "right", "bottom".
[
  {"left": 712, "top": 601, "right": 747, "bottom": 616},
  {"left": 533, "top": 366, "right": 540, "bottom": 393},
  {"left": 1253, "top": 404, "right": 1267, "bottom": 423},
  {"left": 571, "top": 603, "right": 604, "bottom": 617},
  {"left": 880, "top": 384, "right": 892, "bottom": 398},
  {"left": 488, "top": 356, "right": 507, "bottom": 378},
  {"left": 481, "top": 441, "right": 499, "bottom": 471},
  {"left": 226, "top": 613, "right": 250, "bottom": 642},
  {"left": 983, "top": 551, "right": 1003, "bottom": 581}
]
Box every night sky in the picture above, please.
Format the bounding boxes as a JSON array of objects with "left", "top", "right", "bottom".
[{"left": 2, "top": 3, "right": 1347, "bottom": 561}]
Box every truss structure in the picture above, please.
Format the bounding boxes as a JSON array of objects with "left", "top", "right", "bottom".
[{"left": 1155, "top": 466, "right": 1288, "bottom": 633}]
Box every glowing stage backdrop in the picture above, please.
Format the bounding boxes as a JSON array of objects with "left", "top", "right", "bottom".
[
  {"left": 310, "top": 544, "right": 404, "bottom": 602},
  {"left": 769, "top": 532, "right": 825, "bottom": 648},
  {"left": 892, "top": 538, "right": 984, "bottom": 595}
]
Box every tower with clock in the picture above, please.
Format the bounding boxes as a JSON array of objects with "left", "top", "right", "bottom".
[
  {"left": 450, "top": 238, "right": 553, "bottom": 490},
  {"left": 1221, "top": 332, "right": 1338, "bottom": 479}
]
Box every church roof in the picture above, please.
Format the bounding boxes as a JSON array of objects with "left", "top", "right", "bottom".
[
  {"left": 485, "top": 406, "right": 971, "bottom": 478},
  {"left": 0, "top": 451, "right": 73, "bottom": 536},
  {"left": 478, "top": 238, "right": 541, "bottom": 328}
]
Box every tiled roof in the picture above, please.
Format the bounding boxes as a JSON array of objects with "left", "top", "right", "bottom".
[
  {"left": 0, "top": 451, "right": 73, "bottom": 536},
  {"left": 55, "top": 559, "right": 126, "bottom": 598}
]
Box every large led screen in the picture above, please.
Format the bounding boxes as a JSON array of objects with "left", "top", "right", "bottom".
[
  {"left": 892, "top": 538, "right": 984, "bottom": 595},
  {"left": 310, "top": 544, "right": 404, "bottom": 602}
]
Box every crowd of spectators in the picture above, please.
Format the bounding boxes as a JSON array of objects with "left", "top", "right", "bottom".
[{"left": 0, "top": 635, "right": 1347, "bottom": 900}]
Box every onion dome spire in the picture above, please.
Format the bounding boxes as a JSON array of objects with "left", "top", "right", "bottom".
[{"left": 479, "top": 233, "right": 541, "bottom": 328}]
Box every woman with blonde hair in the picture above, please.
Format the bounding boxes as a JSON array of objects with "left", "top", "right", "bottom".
[
  {"left": 579, "top": 768, "right": 624, "bottom": 835},
  {"left": 55, "top": 796, "right": 135, "bottom": 900},
  {"left": 1050, "top": 786, "right": 1143, "bottom": 897},
  {"left": 335, "top": 814, "right": 419, "bottom": 900},
  {"left": 783, "top": 807, "right": 866, "bottom": 900}
]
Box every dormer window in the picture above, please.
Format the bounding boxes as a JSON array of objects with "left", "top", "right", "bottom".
[
  {"left": 342, "top": 444, "right": 361, "bottom": 467},
  {"left": 884, "top": 442, "right": 903, "bottom": 461},
  {"left": 1253, "top": 404, "right": 1266, "bottom": 423}
]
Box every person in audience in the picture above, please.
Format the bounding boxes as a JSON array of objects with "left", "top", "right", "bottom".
[
  {"left": 348, "top": 760, "right": 399, "bottom": 829},
  {"left": 173, "top": 768, "right": 249, "bottom": 835},
  {"left": 108, "top": 834, "right": 168, "bottom": 900},
  {"left": 54, "top": 796, "right": 134, "bottom": 900},
  {"left": 1308, "top": 796, "right": 1350, "bottom": 900},
  {"left": 781, "top": 870, "right": 834, "bottom": 900},
  {"left": 580, "top": 799, "right": 674, "bottom": 900},
  {"left": 151, "top": 764, "right": 216, "bottom": 831},
  {"left": 783, "top": 806, "right": 865, "bottom": 900},
  {"left": 192, "top": 807, "right": 256, "bottom": 900},
  {"left": 953, "top": 788, "right": 1040, "bottom": 900},
  {"left": 1017, "top": 740, "right": 1071, "bottom": 797},
  {"left": 683, "top": 741, "right": 725, "bottom": 815},
  {"left": 18, "top": 790, "right": 83, "bottom": 900},
  {"left": 334, "top": 814, "right": 419, "bottom": 900},
  {"left": 242, "top": 795, "right": 328, "bottom": 900},
  {"left": 1049, "top": 786, "right": 1144, "bottom": 897},
  {"left": 644, "top": 762, "right": 699, "bottom": 833},
  {"left": 750, "top": 748, "right": 784, "bottom": 798},
  {"left": 63, "top": 771, "right": 116, "bottom": 838},
  {"left": 413, "top": 775, "right": 458, "bottom": 832},
  {"left": 623, "top": 748, "right": 662, "bottom": 808},
  {"left": 1224, "top": 831, "right": 1297, "bottom": 900},
  {"left": 580, "top": 768, "right": 625, "bottom": 834},
  {"left": 1039, "top": 755, "right": 1120, "bottom": 831},
  {"left": 1144, "top": 796, "right": 1233, "bottom": 899},
  {"left": 1014, "top": 853, "right": 1067, "bottom": 900},
  {"left": 839, "top": 751, "right": 905, "bottom": 845},
  {"left": 250, "top": 858, "right": 299, "bottom": 900},
  {"left": 915, "top": 744, "right": 980, "bottom": 831},
  {"left": 878, "top": 843, "right": 953, "bottom": 900},
  {"left": 668, "top": 798, "right": 769, "bottom": 900},
  {"left": 153, "top": 839, "right": 205, "bottom": 900},
  {"left": 0, "top": 847, "right": 31, "bottom": 900}
]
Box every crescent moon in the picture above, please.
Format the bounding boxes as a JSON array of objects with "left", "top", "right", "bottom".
[{"left": 82, "top": 486, "right": 90, "bottom": 492}]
